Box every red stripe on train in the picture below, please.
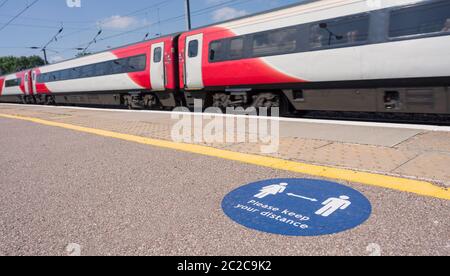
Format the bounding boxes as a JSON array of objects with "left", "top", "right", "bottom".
[
  {"left": 179, "top": 26, "right": 306, "bottom": 88},
  {"left": 112, "top": 42, "right": 152, "bottom": 90},
  {"left": 202, "top": 27, "right": 305, "bottom": 86},
  {"left": 0, "top": 78, "right": 4, "bottom": 96},
  {"left": 16, "top": 72, "right": 27, "bottom": 94},
  {"left": 34, "top": 69, "right": 51, "bottom": 94}
]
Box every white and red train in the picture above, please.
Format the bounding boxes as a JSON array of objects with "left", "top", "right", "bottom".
[{"left": 1, "top": 0, "right": 450, "bottom": 115}]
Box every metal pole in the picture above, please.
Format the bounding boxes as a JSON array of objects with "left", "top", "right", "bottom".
[
  {"left": 42, "top": 48, "right": 48, "bottom": 65},
  {"left": 185, "top": 0, "right": 191, "bottom": 30}
]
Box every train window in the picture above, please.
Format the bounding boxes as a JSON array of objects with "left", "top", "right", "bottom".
[
  {"left": 310, "top": 14, "right": 369, "bottom": 48},
  {"left": 209, "top": 41, "right": 225, "bottom": 61},
  {"left": 80, "top": 65, "right": 96, "bottom": 78},
  {"left": 60, "top": 69, "right": 70, "bottom": 80},
  {"left": 389, "top": 0, "right": 450, "bottom": 38},
  {"left": 252, "top": 28, "right": 297, "bottom": 57},
  {"left": 43, "top": 74, "right": 48, "bottom": 83},
  {"left": 128, "top": 55, "right": 146, "bottom": 71},
  {"left": 153, "top": 48, "right": 162, "bottom": 63},
  {"left": 188, "top": 40, "right": 199, "bottom": 58},
  {"left": 111, "top": 58, "right": 127, "bottom": 74},
  {"left": 229, "top": 38, "right": 244, "bottom": 59},
  {"left": 96, "top": 61, "right": 112, "bottom": 76},
  {"left": 5, "top": 78, "right": 21, "bottom": 87},
  {"left": 78, "top": 66, "right": 86, "bottom": 78},
  {"left": 28, "top": 55, "right": 148, "bottom": 84},
  {"left": 51, "top": 72, "right": 60, "bottom": 82},
  {"left": 88, "top": 65, "right": 97, "bottom": 77},
  {"left": 70, "top": 68, "right": 80, "bottom": 79}
]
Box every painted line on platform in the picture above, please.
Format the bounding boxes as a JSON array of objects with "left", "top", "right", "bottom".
[{"left": 0, "top": 112, "right": 449, "bottom": 201}]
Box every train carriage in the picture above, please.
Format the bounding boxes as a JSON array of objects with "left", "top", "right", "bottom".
[
  {"left": 0, "top": 70, "right": 33, "bottom": 103},
  {"left": 178, "top": 0, "right": 450, "bottom": 114},
  {"left": 31, "top": 34, "right": 181, "bottom": 109}
]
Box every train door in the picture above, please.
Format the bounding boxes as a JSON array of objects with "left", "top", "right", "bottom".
[
  {"left": 184, "top": 34, "right": 204, "bottom": 90},
  {"left": 31, "top": 70, "right": 37, "bottom": 95},
  {"left": 24, "top": 72, "right": 30, "bottom": 95},
  {"left": 150, "top": 42, "right": 165, "bottom": 91}
]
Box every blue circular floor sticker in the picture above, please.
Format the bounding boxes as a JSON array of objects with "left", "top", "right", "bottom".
[{"left": 222, "top": 178, "right": 372, "bottom": 236}]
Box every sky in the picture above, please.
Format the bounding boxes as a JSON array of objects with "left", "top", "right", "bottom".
[{"left": 0, "top": 0, "right": 302, "bottom": 63}]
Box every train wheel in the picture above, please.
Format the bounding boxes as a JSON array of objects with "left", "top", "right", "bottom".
[
  {"left": 45, "top": 96, "right": 55, "bottom": 105},
  {"left": 125, "top": 98, "right": 132, "bottom": 109},
  {"left": 279, "top": 94, "right": 293, "bottom": 117}
]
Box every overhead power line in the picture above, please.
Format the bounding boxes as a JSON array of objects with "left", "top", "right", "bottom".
[
  {"left": 96, "top": 0, "right": 175, "bottom": 27},
  {"left": 76, "top": 0, "right": 245, "bottom": 46},
  {"left": 47, "top": 0, "right": 239, "bottom": 46},
  {"left": 0, "top": 0, "right": 9, "bottom": 9},
  {"left": 0, "top": 0, "right": 175, "bottom": 28},
  {"left": 0, "top": 21, "right": 87, "bottom": 30},
  {"left": 0, "top": 0, "right": 39, "bottom": 32},
  {"left": 115, "top": 0, "right": 176, "bottom": 18},
  {"left": 48, "top": 0, "right": 257, "bottom": 59},
  {"left": 56, "top": 0, "right": 176, "bottom": 43}
]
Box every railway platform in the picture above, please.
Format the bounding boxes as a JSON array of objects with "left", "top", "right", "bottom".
[
  {"left": 0, "top": 103, "right": 448, "bottom": 256},
  {"left": 1, "top": 103, "right": 449, "bottom": 187}
]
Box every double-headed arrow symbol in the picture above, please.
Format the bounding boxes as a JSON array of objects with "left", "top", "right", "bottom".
[{"left": 287, "top": 193, "right": 318, "bottom": 202}]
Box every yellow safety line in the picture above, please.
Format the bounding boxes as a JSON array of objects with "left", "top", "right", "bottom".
[{"left": 1, "top": 113, "right": 449, "bottom": 201}]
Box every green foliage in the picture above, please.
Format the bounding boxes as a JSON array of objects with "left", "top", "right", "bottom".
[
  {"left": 75, "top": 52, "right": 92, "bottom": 58},
  {"left": 0, "top": 55, "right": 45, "bottom": 75}
]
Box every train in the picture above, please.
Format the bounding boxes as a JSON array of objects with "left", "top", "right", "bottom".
[{"left": 1, "top": 0, "right": 450, "bottom": 117}]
